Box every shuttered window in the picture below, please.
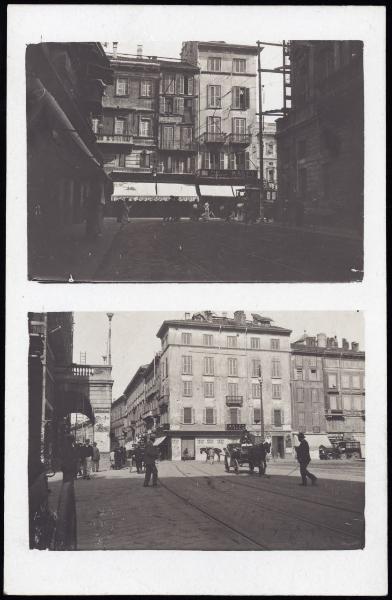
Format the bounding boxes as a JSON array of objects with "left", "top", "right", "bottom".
[
  {"left": 272, "top": 384, "right": 281, "bottom": 399},
  {"left": 207, "top": 116, "right": 221, "bottom": 133},
  {"left": 115, "top": 78, "right": 128, "bottom": 96},
  {"left": 162, "top": 74, "right": 175, "bottom": 95},
  {"left": 181, "top": 332, "right": 192, "bottom": 345},
  {"left": 183, "top": 381, "right": 193, "bottom": 396},
  {"left": 139, "top": 118, "right": 152, "bottom": 137},
  {"left": 140, "top": 80, "right": 153, "bottom": 97},
  {"left": 271, "top": 339, "right": 280, "bottom": 350},
  {"left": 183, "top": 407, "right": 194, "bottom": 424},
  {"left": 253, "top": 408, "right": 261, "bottom": 423},
  {"left": 204, "top": 408, "right": 216, "bottom": 425},
  {"left": 232, "top": 87, "right": 250, "bottom": 109},
  {"left": 250, "top": 337, "right": 260, "bottom": 349},
  {"left": 114, "top": 118, "right": 125, "bottom": 135},
  {"left": 182, "top": 356, "right": 193, "bottom": 375},
  {"left": 207, "top": 85, "right": 221, "bottom": 108},
  {"left": 184, "top": 76, "right": 194, "bottom": 95},
  {"left": 252, "top": 383, "right": 260, "bottom": 398},
  {"left": 174, "top": 97, "right": 185, "bottom": 115},
  {"left": 203, "top": 334, "right": 213, "bottom": 346},
  {"left": 204, "top": 382, "right": 214, "bottom": 397},
  {"left": 208, "top": 57, "right": 221, "bottom": 72},
  {"left": 232, "top": 117, "right": 246, "bottom": 134},
  {"left": 228, "top": 408, "right": 239, "bottom": 424},
  {"left": 204, "top": 357, "right": 214, "bottom": 375},
  {"left": 227, "top": 336, "right": 237, "bottom": 348},
  {"left": 233, "top": 58, "right": 246, "bottom": 73},
  {"left": 273, "top": 409, "right": 282, "bottom": 426},
  {"left": 228, "top": 358, "right": 238, "bottom": 376},
  {"left": 175, "top": 74, "right": 184, "bottom": 95},
  {"left": 271, "top": 358, "right": 281, "bottom": 378},
  {"left": 252, "top": 359, "right": 261, "bottom": 377},
  {"left": 228, "top": 382, "right": 239, "bottom": 396}
]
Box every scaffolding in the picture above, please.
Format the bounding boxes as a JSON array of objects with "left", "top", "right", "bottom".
[{"left": 257, "top": 40, "right": 292, "bottom": 118}]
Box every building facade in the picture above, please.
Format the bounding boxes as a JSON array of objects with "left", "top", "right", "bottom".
[
  {"left": 181, "top": 41, "right": 259, "bottom": 189},
  {"left": 291, "top": 333, "right": 365, "bottom": 456},
  {"left": 276, "top": 41, "right": 364, "bottom": 230},
  {"left": 110, "top": 394, "right": 127, "bottom": 449},
  {"left": 26, "top": 43, "right": 114, "bottom": 277},
  {"left": 156, "top": 311, "right": 293, "bottom": 460}
]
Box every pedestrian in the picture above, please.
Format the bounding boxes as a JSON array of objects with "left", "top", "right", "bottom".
[
  {"left": 143, "top": 440, "right": 158, "bottom": 487},
  {"left": 114, "top": 447, "right": 122, "bottom": 470},
  {"left": 208, "top": 447, "right": 215, "bottom": 465},
  {"left": 81, "top": 440, "right": 93, "bottom": 480},
  {"left": 61, "top": 435, "right": 78, "bottom": 483},
  {"left": 134, "top": 446, "right": 143, "bottom": 474},
  {"left": 91, "top": 442, "right": 100, "bottom": 473},
  {"left": 295, "top": 433, "right": 317, "bottom": 486}
]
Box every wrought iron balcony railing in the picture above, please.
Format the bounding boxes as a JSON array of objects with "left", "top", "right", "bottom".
[
  {"left": 226, "top": 396, "right": 244, "bottom": 406},
  {"left": 200, "top": 132, "right": 226, "bottom": 144},
  {"left": 159, "top": 140, "right": 197, "bottom": 151},
  {"left": 96, "top": 134, "right": 133, "bottom": 144},
  {"left": 226, "top": 133, "right": 252, "bottom": 146},
  {"left": 226, "top": 423, "right": 246, "bottom": 431}
]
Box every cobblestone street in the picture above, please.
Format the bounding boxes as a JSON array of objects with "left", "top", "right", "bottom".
[{"left": 49, "top": 460, "right": 365, "bottom": 551}]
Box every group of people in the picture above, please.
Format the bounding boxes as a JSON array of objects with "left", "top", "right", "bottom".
[
  {"left": 110, "top": 446, "right": 127, "bottom": 470},
  {"left": 60, "top": 437, "right": 100, "bottom": 482}
]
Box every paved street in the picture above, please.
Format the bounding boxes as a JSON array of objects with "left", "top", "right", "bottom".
[
  {"left": 49, "top": 460, "right": 365, "bottom": 551},
  {"left": 95, "top": 219, "right": 363, "bottom": 282}
]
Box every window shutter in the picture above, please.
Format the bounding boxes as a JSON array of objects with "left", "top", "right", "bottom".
[
  {"left": 173, "top": 97, "right": 179, "bottom": 114},
  {"left": 207, "top": 85, "right": 211, "bottom": 108},
  {"left": 203, "top": 408, "right": 206, "bottom": 424},
  {"left": 213, "top": 408, "right": 217, "bottom": 425},
  {"left": 176, "top": 74, "right": 184, "bottom": 95},
  {"left": 245, "top": 88, "right": 250, "bottom": 109},
  {"left": 281, "top": 409, "right": 285, "bottom": 425},
  {"left": 182, "top": 408, "right": 185, "bottom": 424},
  {"left": 219, "top": 153, "right": 225, "bottom": 170},
  {"left": 192, "top": 408, "right": 195, "bottom": 424},
  {"left": 229, "top": 153, "right": 236, "bottom": 170},
  {"left": 159, "top": 77, "right": 163, "bottom": 94},
  {"left": 188, "top": 77, "right": 193, "bottom": 95},
  {"left": 271, "top": 408, "right": 275, "bottom": 425},
  {"left": 245, "top": 152, "right": 250, "bottom": 170},
  {"left": 178, "top": 97, "right": 184, "bottom": 115},
  {"left": 159, "top": 96, "right": 166, "bottom": 114}
]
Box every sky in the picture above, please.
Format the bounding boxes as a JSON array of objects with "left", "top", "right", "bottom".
[{"left": 73, "top": 311, "right": 364, "bottom": 400}]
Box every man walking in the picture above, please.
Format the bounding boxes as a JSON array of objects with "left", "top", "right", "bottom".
[
  {"left": 82, "top": 440, "right": 93, "bottom": 480},
  {"left": 92, "top": 442, "right": 100, "bottom": 473},
  {"left": 295, "top": 433, "right": 317, "bottom": 486},
  {"left": 143, "top": 440, "right": 158, "bottom": 487}
]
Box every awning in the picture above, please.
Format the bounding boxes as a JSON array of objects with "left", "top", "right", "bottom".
[
  {"left": 293, "top": 434, "right": 332, "bottom": 449},
  {"left": 157, "top": 183, "right": 197, "bottom": 202},
  {"left": 199, "top": 185, "right": 234, "bottom": 197},
  {"left": 113, "top": 181, "right": 157, "bottom": 201},
  {"left": 153, "top": 436, "right": 167, "bottom": 446}
]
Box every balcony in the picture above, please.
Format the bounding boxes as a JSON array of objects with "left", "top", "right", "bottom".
[
  {"left": 226, "top": 424, "right": 246, "bottom": 431},
  {"left": 200, "top": 132, "right": 226, "bottom": 144},
  {"left": 226, "top": 396, "right": 244, "bottom": 407},
  {"left": 159, "top": 140, "right": 197, "bottom": 152},
  {"left": 227, "top": 133, "right": 252, "bottom": 146},
  {"left": 196, "top": 168, "right": 258, "bottom": 180},
  {"left": 96, "top": 134, "right": 133, "bottom": 144}
]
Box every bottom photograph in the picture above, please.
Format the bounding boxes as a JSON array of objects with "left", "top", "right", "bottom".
[{"left": 28, "top": 310, "right": 365, "bottom": 551}]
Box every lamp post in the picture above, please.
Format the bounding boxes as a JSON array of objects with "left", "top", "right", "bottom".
[
  {"left": 258, "top": 369, "right": 265, "bottom": 443},
  {"left": 106, "top": 313, "right": 114, "bottom": 366},
  {"left": 257, "top": 41, "right": 265, "bottom": 220}
]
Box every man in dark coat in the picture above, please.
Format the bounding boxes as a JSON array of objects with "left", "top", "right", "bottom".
[
  {"left": 143, "top": 440, "right": 158, "bottom": 487},
  {"left": 134, "top": 446, "right": 143, "bottom": 474},
  {"left": 295, "top": 433, "right": 317, "bottom": 486},
  {"left": 249, "top": 443, "right": 266, "bottom": 476}
]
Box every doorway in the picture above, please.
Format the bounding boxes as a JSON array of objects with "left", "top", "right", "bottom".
[
  {"left": 181, "top": 438, "right": 195, "bottom": 459},
  {"left": 272, "top": 436, "right": 285, "bottom": 459}
]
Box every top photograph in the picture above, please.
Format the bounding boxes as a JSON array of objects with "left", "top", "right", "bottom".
[{"left": 26, "top": 39, "right": 364, "bottom": 283}]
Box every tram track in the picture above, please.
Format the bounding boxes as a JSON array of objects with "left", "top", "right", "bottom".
[
  {"left": 158, "top": 473, "right": 270, "bottom": 550},
  {"left": 173, "top": 463, "right": 364, "bottom": 545}
]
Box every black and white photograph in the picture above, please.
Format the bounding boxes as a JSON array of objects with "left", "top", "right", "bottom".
[
  {"left": 28, "top": 310, "right": 365, "bottom": 551},
  {"left": 26, "top": 36, "right": 364, "bottom": 282}
]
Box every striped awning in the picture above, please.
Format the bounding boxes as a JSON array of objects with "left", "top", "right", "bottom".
[
  {"left": 199, "top": 185, "right": 234, "bottom": 197},
  {"left": 156, "top": 183, "right": 198, "bottom": 202}
]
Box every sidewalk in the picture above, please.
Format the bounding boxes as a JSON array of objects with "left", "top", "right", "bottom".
[
  {"left": 30, "top": 217, "right": 123, "bottom": 282},
  {"left": 259, "top": 220, "right": 362, "bottom": 242}
]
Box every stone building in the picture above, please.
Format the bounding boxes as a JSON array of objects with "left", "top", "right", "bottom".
[
  {"left": 276, "top": 41, "right": 364, "bottom": 231},
  {"left": 156, "top": 311, "right": 293, "bottom": 461},
  {"left": 110, "top": 394, "right": 127, "bottom": 449},
  {"left": 291, "top": 332, "right": 365, "bottom": 456},
  {"left": 26, "top": 43, "right": 114, "bottom": 277}
]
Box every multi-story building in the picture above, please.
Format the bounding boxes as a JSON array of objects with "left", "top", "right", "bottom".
[
  {"left": 181, "top": 41, "right": 259, "bottom": 195},
  {"left": 276, "top": 41, "right": 364, "bottom": 231},
  {"left": 26, "top": 43, "right": 114, "bottom": 278},
  {"left": 156, "top": 311, "right": 293, "bottom": 461},
  {"left": 291, "top": 333, "right": 365, "bottom": 456},
  {"left": 110, "top": 394, "right": 127, "bottom": 449}
]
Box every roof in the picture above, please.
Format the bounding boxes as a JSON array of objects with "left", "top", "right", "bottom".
[
  {"left": 191, "top": 40, "right": 259, "bottom": 55},
  {"left": 291, "top": 343, "right": 365, "bottom": 359},
  {"left": 123, "top": 364, "right": 149, "bottom": 396},
  {"left": 157, "top": 318, "right": 291, "bottom": 339}
]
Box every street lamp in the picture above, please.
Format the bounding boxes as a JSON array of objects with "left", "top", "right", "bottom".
[
  {"left": 258, "top": 367, "right": 265, "bottom": 443},
  {"left": 106, "top": 313, "right": 114, "bottom": 366}
]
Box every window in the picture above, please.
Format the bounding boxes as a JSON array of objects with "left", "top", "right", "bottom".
[
  {"left": 115, "top": 78, "right": 128, "bottom": 96},
  {"left": 232, "top": 86, "right": 250, "bottom": 110},
  {"left": 352, "top": 375, "right": 361, "bottom": 389},
  {"left": 227, "top": 336, "right": 237, "bottom": 348},
  {"left": 271, "top": 339, "right": 280, "bottom": 350},
  {"left": 207, "top": 116, "right": 221, "bottom": 133},
  {"left": 352, "top": 396, "right": 362, "bottom": 411},
  {"left": 295, "top": 367, "right": 303, "bottom": 380},
  {"left": 207, "top": 85, "right": 221, "bottom": 108},
  {"left": 139, "top": 118, "right": 152, "bottom": 137},
  {"left": 140, "top": 151, "right": 151, "bottom": 169},
  {"left": 204, "top": 408, "right": 215, "bottom": 425},
  {"left": 232, "top": 117, "right": 246, "bottom": 135},
  {"left": 228, "top": 358, "right": 238, "bottom": 376},
  {"left": 91, "top": 118, "right": 100, "bottom": 134},
  {"left": 208, "top": 57, "right": 221, "bottom": 72},
  {"left": 182, "top": 356, "right": 193, "bottom": 375},
  {"left": 328, "top": 374, "right": 338, "bottom": 389},
  {"left": 252, "top": 383, "right": 260, "bottom": 398},
  {"left": 203, "top": 334, "right": 213, "bottom": 346},
  {"left": 273, "top": 410, "right": 282, "bottom": 427},
  {"left": 184, "top": 76, "right": 194, "bottom": 95},
  {"left": 114, "top": 118, "right": 125, "bottom": 135},
  {"left": 342, "top": 395, "right": 351, "bottom": 411},
  {"left": 181, "top": 332, "right": 192, "bottom": 345},
  {"left": 116, "top": 153, "right": 126, "bottom": 168},
  {"left": 204, "top": 382, "right": 214, "bottom": 397},
  {"left": 233, "top": 58, "right": 246, "bottom": 73},
  {"left": 309, "top": 367, "right": 318, "bottom": 381},
  {"left": 140, "top": 80, "right": 153, "bottom": 97},
  {"left": 311, "top": 389, "right": 319, "bottom": 403},
  {"left": 183, "top": 407, "right": 193, "bottom": 424},
  {"left": 250, "top": 337, "right": 260, "bottom": 349},
  {"left": 298, "top": 412, "right": 305, "bottom": 426},
  {"left": 183, "top": 381, "right": 193, "bottom": 397},
  {"left": 252, "top": 359, "right": 261, "bottom": 378},
  {"left": 175, "top": 74, "right": 184, "bottom": 95},
  {"left": 253, "top": 408, "right": 261, "bottom": 423},
  {"left": 341, "top": 374, "right": 350, "bottom": 388},
  {"left": 228, "top": 382, "right": 239, "bottom": 397},
  {"left": 229, "top": 408, "right": 239, "bottom": 424},
  {"left": 329, "top": 396, "right": 341, "bottom": 411},
  {"left": 204, "top": 357, "right": 214, "bottom": 375},
  {"left": 272, "top": 384, "right": 281, "bottom": 399},
  {"left": 162, "top": 74, "right": 175, "bottom": 95},
  {"left": 268, "top": 169, "right": 275, "bottom": 182},
  {"left": 271, "top": 358, "right": 281, "bottom": 378}
]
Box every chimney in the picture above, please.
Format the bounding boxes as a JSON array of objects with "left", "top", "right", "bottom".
[
  {"left": 327, "top": 337, "right": 334, "bottom": 348},
  {"left": 351, "top": 341, "right": 359, "bottom": 352},
  {"left": 342, "top": 338, "right": 349, "bottom": 350},
  {"left": 317, "top": 333, "right": 327, "bottom": 348},
  {"left": 112, "top": 42, "right": 118, "bottom": 58},
  {"left": 306, "top": 336, "right": 316, "bottom": 347},
  {"left": 137, "top": 44, "right": 143, "bottom": 58},
  {"left": 234, "top": 310, "right": 246, "bottom": 325}
]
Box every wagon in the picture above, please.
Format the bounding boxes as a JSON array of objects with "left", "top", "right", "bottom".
[{"left": 224, "top": 443, "right": 254, "bottom": 474}]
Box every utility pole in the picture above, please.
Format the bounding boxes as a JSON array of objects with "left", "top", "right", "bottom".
[
  {"left": 258, "top": 368, "right": 265, "bottom": 442},
  {"left": 106, "top": 313, "right": 114, "bottom": 365},
  {"left": 257, "top": 41, "right": 264, "bottom": 220}
]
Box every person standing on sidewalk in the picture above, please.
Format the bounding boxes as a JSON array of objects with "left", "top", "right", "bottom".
[
  {"left": 295, "top": 433, "right": 317, "bottom": 486},
  {"left": 91, "top": 442, "right": 100, "bottom": 473},
  {"left": 143, "top": 440, "right": 158, "bottom": 487},
  {"left": 82, "top": 440, "right": 93, "bottom": 480},
  {"left": 208, "top": 447, "right": 215, "bottom": 465}
]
